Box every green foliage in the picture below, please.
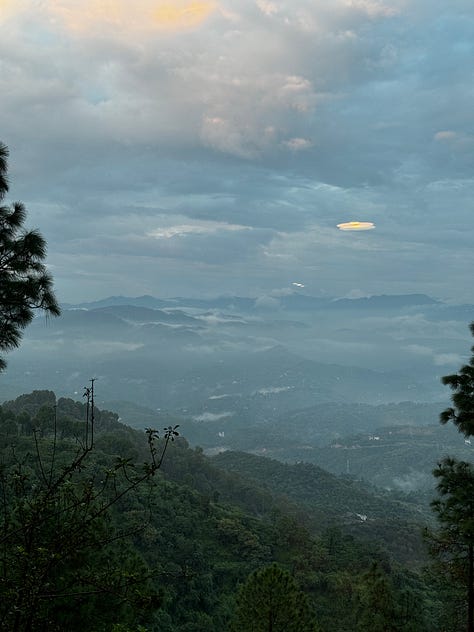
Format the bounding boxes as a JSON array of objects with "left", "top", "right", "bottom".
[
  {"left": 431, "top": 457, "right": 474, "bottom": 543},
  {"left": 0, "top": 389, "right": 179, "bottom": 631},
  {"left": 355, "top": 563, "right": 397, "bottom": 631},
  {"left": 440, "top": 322, "right": 474, "bottom": 436},
  {"left": 0, "top": 144, "right": 60, "bottom": 371},
  {"left": 0, "top": 391, "right": 447, "bottom": 630},
  {"left": 428, "top": 457, "right": 474, "bottom": 631},
  {"left": 354, "top": 562, "right": 428, "bottom": 631},
  {"left": 212, "top": 450, "right": 430, "bottom": 567},
  {"left": 429, "top": 323, "right": 474, "bottom": 632},
  {"left": 231, "top": 563, "right": 318, "bottom": 632}
]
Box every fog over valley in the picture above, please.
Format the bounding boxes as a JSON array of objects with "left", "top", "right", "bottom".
[{"left": 2, "top": 291, "right": 472, "bottom": 495}]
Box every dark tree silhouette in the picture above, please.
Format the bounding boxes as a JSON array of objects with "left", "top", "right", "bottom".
[
  {"left": 0, "top": 143, "right": 8, "bottom": 196},
  {"left": 429, "top": 323, "right": 474, "bottom": 632},
  {"left": 430, "top": 458, "right": 474, "bottom": 632},
  {"left": 0, "top": 382, "right": 180, "bottom": 631},
  {"left": 440, "top": 322, "right": 474, "bottom": 436},
  {"left": 0, "top": 142, "right": 60, "bottom": 370}
]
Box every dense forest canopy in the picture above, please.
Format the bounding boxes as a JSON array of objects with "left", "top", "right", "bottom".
[{"left": 0, "top": 390, "right": 444, "bottom": 630}]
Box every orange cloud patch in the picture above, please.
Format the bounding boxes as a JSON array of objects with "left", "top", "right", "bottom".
[
  {"left": 48, "top": 0, "right": 217, "bottom": 34},
  {"left": 153, "top": 2, "right": 217, "bottom": 29},
  {"left": 0, "top": 0, "right": 20, "bottom": 21}
]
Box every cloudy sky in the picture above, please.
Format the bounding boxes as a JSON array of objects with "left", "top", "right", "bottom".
[{"left": 1, "top": 0, "right": 473, "bottom": 303}]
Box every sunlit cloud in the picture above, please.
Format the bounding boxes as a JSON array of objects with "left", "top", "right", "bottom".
[
  {"left": 345, "top": 0, "right": 400, "bottom": 18},
  {"left": 0, "top": 0, "right": 23, "bottom": 22},
  {"left": 256, "top": 0, "right": 279, "bottom": 17},
  {"left": 0, "top": 0, "right": 14, "bottom": 10},
  {"left": 153, "top": 1, "right": 217, "bottom": 29},
  {"left": 48, "top": 0, "right": 217, "bottom": 34},
  {"left": 337, "top": 221, "right": 375, "bottom": 231}
]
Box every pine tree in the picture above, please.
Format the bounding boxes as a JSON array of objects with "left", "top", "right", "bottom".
[
  {"left": 440, "top": 322, "right": 474, "bottom": 436},
  {"left": 355, "top": 563, "right": 397, "bottom": 631},
  {"left": 430, "top": 458, "right": 474, "bottom": 632},
  {"left": 0, "top": 143, "right": 8, "bottom": 197},
  {"left": 231, "top": 563, "right": 319, "bottom": 632},
  {"left": 0, "top": 142, "right": 60, "bottom": 371},
  {"left": 429, "top": 322, "right": 474, "bottom": 632}
]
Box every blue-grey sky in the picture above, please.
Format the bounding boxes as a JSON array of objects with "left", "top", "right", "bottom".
[{"left": 1, "top": 0, "right": 473, "bottom": 303}]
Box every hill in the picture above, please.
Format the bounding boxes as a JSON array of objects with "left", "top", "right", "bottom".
[
  {"left": 0, "top": 390, "right": 445, "bottom": 630},
  {"left": 5, "top": 291, "right": 470, "bottom": 413},
  {"left": 212, "top": 450, "right": 432, "bottom": 567}
]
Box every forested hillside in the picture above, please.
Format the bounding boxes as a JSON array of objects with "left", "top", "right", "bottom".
[
  {"left": 0, "top": 390, "right": 458, "bottom": 630},
  {"left": 212, "top": 450, "right": 432, "bottom": 566}
]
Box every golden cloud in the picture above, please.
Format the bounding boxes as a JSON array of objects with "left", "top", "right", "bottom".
[
  {"left": 153, "top": 2, "right": 216, "bottom": 29},
  {"left": 0, "top": 0, "right": 21, "bottom": 21},
  {"left": 48, "top": 0, "right": 217, "bottom": 34},
  {"left": 337, "top": 221, "right": 375, "bottom": 231}
]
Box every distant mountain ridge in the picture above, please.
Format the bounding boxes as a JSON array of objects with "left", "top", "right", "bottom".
[
  {"left": 62, "top": 292, "right": 442, "bottom": 312},
  {"left": 5, "top": 289, "right": 462, "bottom": 413},
  {"left": 58, "top": 293, "right": 473, "bottom": 333},
  {"left": 331, "top": 293, "right": 439, "bottom": 309}
]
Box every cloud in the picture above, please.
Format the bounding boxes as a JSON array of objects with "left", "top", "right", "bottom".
[
  {"left": 152, "top": 2, "right": 217, "bottom": 29},
  {"left": 345, "top": 0, "right": 399, "bottom": 19},
  {"left": 193, "top": 411, "right": 233, "bottom": 422},
  {"left": 341, "top": 289, "right": 371, "bottom": 299},
  {"left": 0, "top": 0, "right": 395, "bottom": 163},
  {"left": 434, "top": 353, "right": 464, "bottom": 366},
  {"left": 147, "top": 221, "right": 250, "bottom": 239},
  {"left": 0, "top": 0, "right": 20, "bottom": 21},
  {"left": 403, "top": 344, "right": 465, "bottom": 368},
  {"left": 403, "top": 344, "right": 433, "bottom": 357},
  {"left": 337, "top": 221, "right": 375, "bottom": 231},
  {"left": 282, "top": 138, "right": 313, "bottom": 151},
  {"left": 254, "top": 295, "right": 281, "bottom": 310},
  {"left": 434, "top": 130, "right": 458, "bottom": 142},
  {"left": 1, "top": 0, "right": 473, "bottom": 302},
  {"left": 255, "top": 386, "right": 292, "bottom": 395},
  {"left": 256, "top": 1, "right": 279, "bottom": 17},
  {"left": 47, "top": 0, "right": 218, "bottom": 34}
]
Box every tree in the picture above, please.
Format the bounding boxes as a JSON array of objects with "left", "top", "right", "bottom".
[
  {"left": 440, "top": 322, "right": 474, "bottom": 436},
  {"left": 231, "top": 563, "right": 319, "bottom": 632},
  {"left": 0, "top": 383, "right": 180, "bottom": 630},
  {"left": 0, "top": 143, "right": 8, "bottom": 196},
  {"left": 429, "top": 322, "right": 474, "bottom": 632},
  {"left": 355, "top": 561, "right": 426, "bottom": 632},
  {"left": 429, "top": 458, "right": 474, "bottom": 632},
  {"left": 0, "top": 142, "right": 60, "bottom": 371},
  {"left": 355, "top": 563, "right": 396, "bottom": 631}
]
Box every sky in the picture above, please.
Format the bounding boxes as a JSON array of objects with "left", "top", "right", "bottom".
[{"left": 1, "top": 0, "right": 473, "bottom": 303}]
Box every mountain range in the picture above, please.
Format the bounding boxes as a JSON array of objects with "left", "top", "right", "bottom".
[{"left": 1, "top": 292, "right": 471, "bottom": 488}]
